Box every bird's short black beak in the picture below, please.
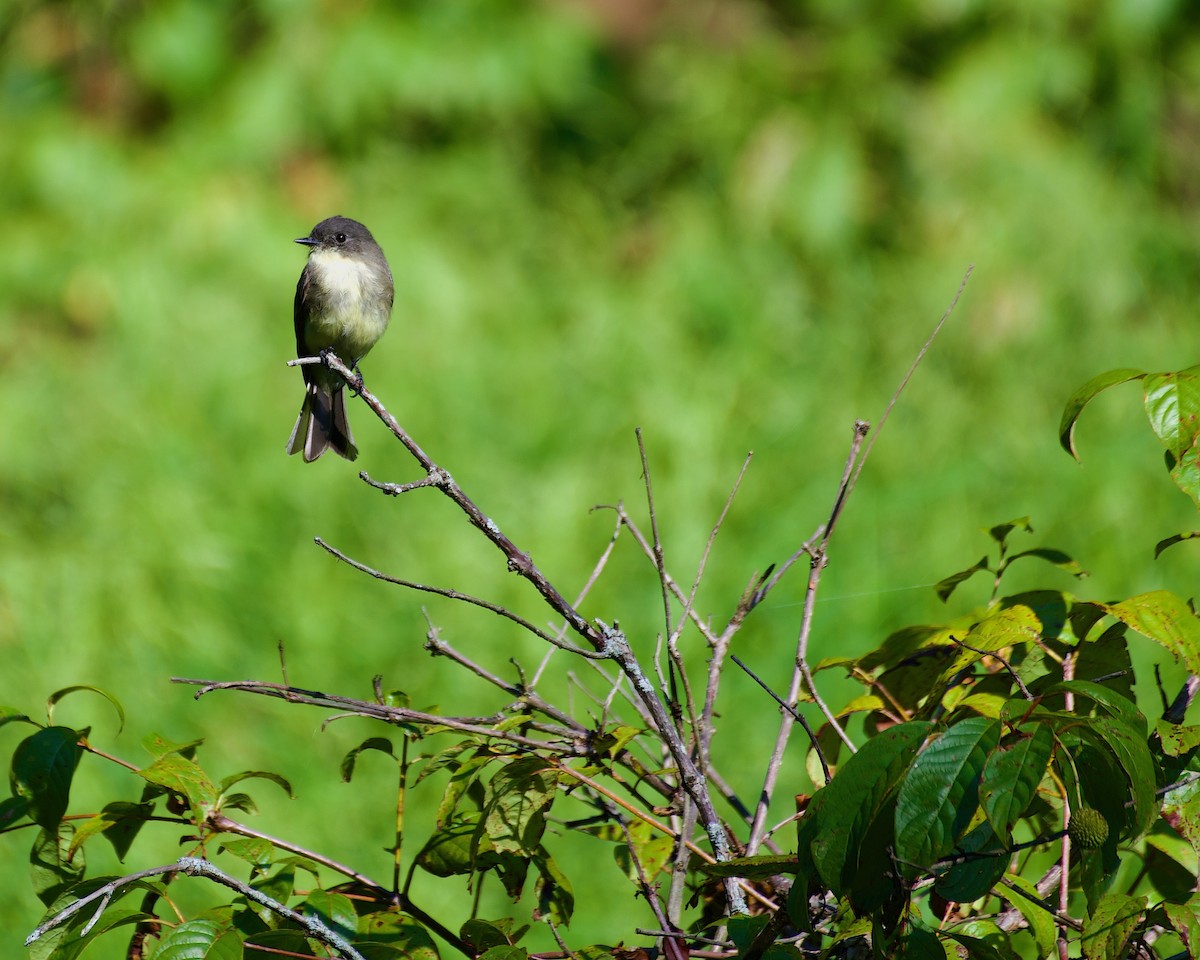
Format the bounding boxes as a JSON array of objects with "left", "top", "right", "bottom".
[{"left": 295, "top": 236, "right": 318, "bottom": 246}]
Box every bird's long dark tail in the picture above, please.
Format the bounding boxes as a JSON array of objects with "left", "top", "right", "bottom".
[{"left": 286, "top": 383, "right": 358, "bottom": 462}]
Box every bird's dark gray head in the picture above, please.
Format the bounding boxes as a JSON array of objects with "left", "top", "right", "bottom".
[{"left": 295, "top": 216, "right": 380, "bottom": 253}]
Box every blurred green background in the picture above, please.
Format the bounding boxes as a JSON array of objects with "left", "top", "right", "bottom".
[{"left": 4, "top": 0, "right": 1200, "bottom": 951}]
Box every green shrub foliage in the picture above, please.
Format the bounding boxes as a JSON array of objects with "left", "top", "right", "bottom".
[{"left": 7, "top": 357, "right": 1200, "bottom": 960}]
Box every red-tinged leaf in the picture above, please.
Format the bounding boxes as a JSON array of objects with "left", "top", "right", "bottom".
[
  {"left": 1161, "top": 769, "right": 1200, "bottom": 848},
  {"left": 1164, "top": 897, "right": 1200, "bottom": 955},
  {"left": 1081, "top": 893, "right": 1145, "bottom": 960},
  {"left": 1059, "top": 368, "right": 1146, "bottom": 459},
  {"left": 1101, "top": 590, "right": 1200, "bottom": 675},
  {"left": 11, "top": 727, "right": 81, "bottom": 831},
  {"left": 138, "top": 753, "right": 218, "bottom": 818},
  {"left": 1143, "top": 370, "right": 1200, "bottom": 459},
  {"left": 895, "top": 716, "right": 1001, "bottom": 874},
  {"left": 1156, "top": 719, "right": 1200, "bottom": 757},
  {"left": 808, "top": 720, "right": 934, "bottom": 895},
  {"left": 981, "top": 722, "right": 1054, "bottom": 838}
]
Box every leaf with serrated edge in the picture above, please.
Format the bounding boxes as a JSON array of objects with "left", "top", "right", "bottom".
[
  {"left": 1101, "top": 590, "right": 1200, "bottom": 675},
  {"left": 895, "top": 717, "right": 1001, "bottom": 874},
  {"left": 981, "top": 722, "right": 1054, "bottom": 838},
  {"left": 1081, "top": 893, "right": 1145, "bottom": 960},
  {"left": 809, "top": 721, "right": 934, "bottom": 894}
]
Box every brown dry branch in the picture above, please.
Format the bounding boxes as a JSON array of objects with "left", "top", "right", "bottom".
[
  {"left": 291, "top": 353, "right": 747, "bottom": 913},
  {"left": 296, "top": 351, "right": 749, "bottom": 913}
]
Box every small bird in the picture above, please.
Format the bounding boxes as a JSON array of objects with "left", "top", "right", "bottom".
[{"left": 287, "top": 216, "right": 394, "bottom": 462}]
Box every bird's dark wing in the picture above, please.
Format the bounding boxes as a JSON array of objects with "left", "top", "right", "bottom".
[{"left": 294, "top": 264, "right": 314, "bottom": 385}]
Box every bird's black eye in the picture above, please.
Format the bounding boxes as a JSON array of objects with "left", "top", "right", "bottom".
[{"left": 335, "top": 232, "right": 347, "bottom": 245}]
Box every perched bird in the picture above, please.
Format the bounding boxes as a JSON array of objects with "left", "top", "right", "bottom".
[{"left": 286, "top": 216, "right": 394, "bottom": 462}]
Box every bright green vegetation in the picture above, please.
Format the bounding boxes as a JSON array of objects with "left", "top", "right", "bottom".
[{"left": 3, "top": 0, "right": 1200, "bottom": 951}]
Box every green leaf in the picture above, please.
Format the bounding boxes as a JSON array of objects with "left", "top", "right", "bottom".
[
  {"left": 1161, "top": 771, "right": 1200, "bottom": 850},
  {"left": 1059, "top": 368, "right": 1146, "bottom": 459},
  {"left": 139, "top": 753, "right": 218, "bottom": 818},
  {"left": 0, "top": 706, "right": 35, "bottom": 731},
  {"left": 1155, "top": 531, "right": 1200, "bottom": 557},
  {"left": 1043, "top": 681, "right": 1146, "bottom": 735},
  {"left": 942, "top": 926, "right": 1017, "bottom": 960},
  {"left": 301, "top": 890, "right": 358, "bottom": 940},
  {"left": 343, "top": 737, "right": 398, "bottom": 782},
  {"left": 1144, "top": 371, "right": 1200, "bottom": 456},
  {"left": 218, "top": 770, "right": 294, "bottom": 799},
  {"left": 28, "top": 901, "right": 150, "bottom": 960},
  {"left": 534, "top": 847, "right": 574, "bottom": 925},
  {"left": 612, "top": 817, "right": 672, "bottom": 884},
  {"left": 895, "top": 717, "right": 1001, "bottom": 875},
  {"left": 1163, "top": 896, "right": 1200, "bottom": 956},
  {"left": 218, "top": 836, "right": 275, "bottom": 867},
  {"left": 462, "top": 919, "right": 517, "bottom": 952},
  {"left": 896, "top": 926, "right": 949, "bottom": 959},
  {"left": 478, "top": 756, "right": 555, "bottom": 857},
  {"left": 935, "top": 556, "right": 990, "bottom": 602},
  {"left": 702, "top": 853, "right": 801, "bottom": 879},
  {"left": 1081, "top": 893, "right": 1145, "bottom": 960},
  {"left": 142, "top": 733, "right": 203, "bottom": 760},
  {"left": 980, "top": 721, "right": 1054, "bottom": 838},
  {"left": 357, "top": 912, "right": 440, "bottom": 960},
  {"left": 954, "top": 604, "right": 1042, "bottom": 668},
  {"left": 987, "top": 517, "right": 1033, "bottom": 545},
  {"left": 70, "top": 801, "right": 152, "bottom": 860},
  {"left": 478, "top": 949, "right": 528, "bottom": 960},
  {"left": 1156, "top": 719, "right": 1200, "bottom": 757},
  {"left": 809, "top": 720, "right": 934, "bottom": 895},
  {"left": 30, "top": 824, "right": 85, "bottom": 906},
  {"left": 1005, "top": 547, "right": 1088, "bottom": 579},
  {"left": 11, "top": 726, "right": 81, "bottom": 830},
  {"left": 1099, "top": 590, "right": 1200, "bottom": 675},
  {"left": 1087, "top": 717, "right": 1159, "bottom": 836},
  {"left": 416, "top": 815, "right": 477, "bottom": 877},
  {"left": 1143, "top": 370, "right": 1200, "bottom": 505},
  {"left": 0, "top": 794, "right": 29, "bottom": 828},
  {"left": 153, "top": 918, "right": 243, "bottom": 959},
  {"left": 46, "top": 685, "right": 125, "bottom": 734},
  {"left": 997, "top": 876, "right": 1056, "bottom": 959},
  {"left": 932, "top": 818, "right": 1005, "bottom": 903}
]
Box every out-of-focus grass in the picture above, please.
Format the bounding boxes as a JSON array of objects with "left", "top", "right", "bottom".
[{"left": 3, "top": 0, "right": 1200, "bottom": 950}]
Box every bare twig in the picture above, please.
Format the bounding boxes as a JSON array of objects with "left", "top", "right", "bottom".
[
  {"left": 731, "top": 653, "right": 829, "bottom": 783},
  {"left": 172, "top": 677, "right": 581, "bottom": 755},
  {"left": 26, "top": 858, "right": 365, "bottom": 960},
  {"left": 315, "top": 538, "right": 600, "bottom": 657},
  {"left": 949, "top": 634, "right": 1034, "bottom": 700},
  {"left": 637, "top": 427, "right": 674, "bottom": 644},
  {"left": 747, "top": 422, "right": 867, "bottom": 853},
  {"left": 309, "top": 352, "right": 744, "bottom": 909}
]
